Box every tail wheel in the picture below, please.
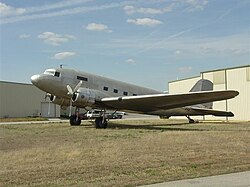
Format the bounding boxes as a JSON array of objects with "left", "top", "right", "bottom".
[{"left": 70, "top": 114, "right": 81, "bottom": 126}]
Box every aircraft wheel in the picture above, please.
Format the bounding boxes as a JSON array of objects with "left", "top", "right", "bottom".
[
  {"left": 95, "top": 117, "right": 107, "bottom": 129},
  {"left": 188, "top": 119, "right": 195, "bottom": 123},
  {"left": 70, "top": 114, "right": 81, "bottom": 126}
]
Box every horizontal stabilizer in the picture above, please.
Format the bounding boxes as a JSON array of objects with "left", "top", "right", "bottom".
[{"left": 188, "top": 107, "right": 234, "bottom": 117}]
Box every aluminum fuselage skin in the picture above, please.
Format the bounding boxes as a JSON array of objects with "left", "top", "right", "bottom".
[{"left": 31, "top": 68, "right": 160, "bottom": 108}]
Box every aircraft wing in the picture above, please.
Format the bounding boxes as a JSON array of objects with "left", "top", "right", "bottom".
[{"left": 101, "top": 90, "right": 239, "bottom": 113}]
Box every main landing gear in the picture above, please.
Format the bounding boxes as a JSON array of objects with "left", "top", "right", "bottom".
[
  {"left": 186, "top": 115, "right": 195, "bottom": 123},
  {"left": 70, "top": 114, "right": 81, "bottom": 126},
  {"left": 69, "top": 108, "right": 108, "bottom": 129},
  {"left": 69, "top": 107, "right": 81, "bottom": 126},
  {"left": 94, "top": 117, "right": 108, "bottom": 129},
  {"left": 94, "top": 109, "right": 108, "bottom": 129}
]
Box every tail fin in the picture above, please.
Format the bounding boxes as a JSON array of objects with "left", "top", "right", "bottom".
[
  {"left": 190, "top": 79, "right": 213, "bottom": 92},
  {"left": 190, "top": 79, "right": 213, "bottom": 109}
]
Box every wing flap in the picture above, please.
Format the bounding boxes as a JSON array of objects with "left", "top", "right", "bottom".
[{"left": 101, "top": 90, "right": 239, "bottom": 112}]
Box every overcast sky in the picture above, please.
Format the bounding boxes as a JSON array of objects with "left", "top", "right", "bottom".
[{"left": 0, "top": 0, "right": 249, "bottom": 91}]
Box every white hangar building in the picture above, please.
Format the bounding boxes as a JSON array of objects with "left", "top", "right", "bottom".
[
  {"left": 0, "top": 81, "right": 60, "bottom": 118},
  {"left": 168, "top": 65, "right": 250, "bottom": 121}
]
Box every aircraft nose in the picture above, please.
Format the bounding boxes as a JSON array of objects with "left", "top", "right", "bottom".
[{"left": 31, "top": 74, "right": 40, "bottom": 85}]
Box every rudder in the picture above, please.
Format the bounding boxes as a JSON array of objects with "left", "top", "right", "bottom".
[{"left": 190, "top": 79, "right": 213, "bottom": 109}]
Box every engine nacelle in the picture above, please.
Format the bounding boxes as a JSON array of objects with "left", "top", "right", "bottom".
[
  {"left": 50, "top": 95, "right": 70, "bottom": 106},
  {"left": 72, "top": 88, "right": 96, "bottom": 106}
]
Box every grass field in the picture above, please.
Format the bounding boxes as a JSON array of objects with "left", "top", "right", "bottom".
[
  {"left": 0, "top": 119, "right": 250, "bottom": 186},
  {"left": 0, "top": 117, "right": 48, "bottom": 122}
]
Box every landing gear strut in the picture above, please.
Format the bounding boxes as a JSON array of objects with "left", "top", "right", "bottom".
[
  {"left": 94, "top": 109, "right": 108, "bottom": 129},
  {"left": 186, "top": 115, "right": 195, "bottom": 124},
  {"left": 69, "top": 108, "right": 81, "bottom": 126}
]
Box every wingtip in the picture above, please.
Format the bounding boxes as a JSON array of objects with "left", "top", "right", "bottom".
[{"left": 230, "top": 90, "right": 239, "bottom": 97}]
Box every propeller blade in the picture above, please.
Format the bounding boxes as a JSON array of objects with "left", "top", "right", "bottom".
[
  {"left": 67, "top": 85, "right": 73, "bottom": 95},
  {"left": 67, "top": 80, "right": 82, "bottom": 117},
  {"left": 45, "top": 93, "right": 50, "bottom": 101},
  {"left": 74, "top": 81, "right": 82, "bottom": 92},
  {"left": 69, "top": 100, "right": 72, "bottom": 117}
]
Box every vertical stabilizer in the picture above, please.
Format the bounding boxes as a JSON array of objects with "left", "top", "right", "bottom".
[
  {"left": 190, "top": 79, "right": 213, "bottom": 109},
  {"left": 190, "top": 79, "right": 213, "bottom": 92}
]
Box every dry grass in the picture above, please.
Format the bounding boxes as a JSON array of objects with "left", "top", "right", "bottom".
[
  {"left": 0, "top": 117, "right": 47, "bottom": 122},
  {"left": 0, "top": 119, "right": 250, "bottom": 186}
]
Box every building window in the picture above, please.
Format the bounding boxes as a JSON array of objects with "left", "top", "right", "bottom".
[
  {"left": 104, "top": 87, "right": 109, "bottom": 91},
  {"left": 114, "top": 89, "right": 118, "bottom": 93},
  {"left": 54, "top": 72, "right": 60, "bottom": 77},
  {"left": 123, "top": 91, "right": 128, "bottom": 96},
  {"left": 77, "top": 76, "right": 88, "bottom": 81}
]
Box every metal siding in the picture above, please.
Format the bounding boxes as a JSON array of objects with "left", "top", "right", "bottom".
[
  {"left": 202, "top": 72, "right": 227, "bottom": 120},
  {"left": 213, "top": 70, "right": 225, "bottom": 85},
  {"left": 41, "top": 102, "right": 56, "bottom": 118},
  {"left": 169, "top": 77, "right": 201, "bottom": 94},
  {"left": 0, "top": 82, "right": 66, "bottom": 118},
  {"left": 1, "top": 82, "right": 44, "bottom": 118},
  {"left": 169, "top": 66, "right": 250, "bottom": 121},
  {"left": 202, "top": 72, "right": 213, "bottom": 82},
  {"left": 247, "top": 67, "right": 250, "bottom": 81},
  {"left": 168, "top": 77, "right": 203, "bottom": 120},
  {"left": 227, "top": 68, "right": 250, "bottom": 120}
]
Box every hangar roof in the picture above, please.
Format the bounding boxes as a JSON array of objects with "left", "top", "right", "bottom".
[{"left": 169, "top": 64, "right": 250, "bottom": 83}]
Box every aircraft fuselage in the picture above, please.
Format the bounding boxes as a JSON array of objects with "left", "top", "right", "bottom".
[{"left": 31, "top": 68, "right": 160, "bottom": 108}]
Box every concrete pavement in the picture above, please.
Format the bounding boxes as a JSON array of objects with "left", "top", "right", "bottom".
[{"left": 140, "top": 171, "right": 250, "bottom": 187}]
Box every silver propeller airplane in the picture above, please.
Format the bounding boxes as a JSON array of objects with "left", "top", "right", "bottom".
[{"left": 31, "top": 68, "right": 239, "bottom": 128}]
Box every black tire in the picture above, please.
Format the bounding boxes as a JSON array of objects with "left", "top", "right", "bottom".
[
  {"left": 70, "top": 114, "right": 81, "bottom": 126},
  {"left": 95, "top": 117, "right": 107, "bottom": 129}
]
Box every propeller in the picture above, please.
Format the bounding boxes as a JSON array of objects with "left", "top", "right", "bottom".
[{"left": 66, "top": 81, "right": 82, "bottom": 116}]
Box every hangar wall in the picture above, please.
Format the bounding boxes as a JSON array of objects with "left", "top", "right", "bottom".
[
  {"left": 168, "top": 65, "right": 250, "bottom": 121},
  {"left": 0, "top": 81, "right": 60, "bottom": 118}
]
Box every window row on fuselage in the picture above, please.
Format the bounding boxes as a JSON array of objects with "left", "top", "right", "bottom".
[
  {"left": 76, "top": 75, "right": 138, "bottom": 96},
  {"left": 102, "top": 86, "right": 138, "bottom": 96}
]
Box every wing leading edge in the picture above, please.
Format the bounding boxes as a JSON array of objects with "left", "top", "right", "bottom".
[{"left": 101, "top": 90, "right": 239, "bottom": 113}]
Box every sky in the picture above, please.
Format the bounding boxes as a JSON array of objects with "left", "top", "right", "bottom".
[{"left": 0, "top": 0, "right": 249, "bottom": 91}]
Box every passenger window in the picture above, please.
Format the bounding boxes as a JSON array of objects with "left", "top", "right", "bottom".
[
  {"left": 77, "top": 76, "right": 88, "bottom": 81},
  {"left": 114, "top": 89, "right": 118, "bottom": 93},
  {"left": 123, "top": 91, "right": 128, "bottom": 96},
  {"left": 133, "top": 94, "right": 137, "bottom": 96},
  {"left": 104, "top": 87, "right": 109, "bottom": 91}
]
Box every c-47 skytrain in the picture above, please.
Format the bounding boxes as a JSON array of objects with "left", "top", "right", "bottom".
[{"left": 31, "top": 68, "right": 239, "bottom": 128}]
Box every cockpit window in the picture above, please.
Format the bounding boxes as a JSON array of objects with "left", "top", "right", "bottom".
[
  {"left": 44, "top": 69, "right": 55, "bottom": 75},
  {"left": 44, "top": 69, "right": 60, "bottom": 77},
  {"left": 54, "top": 72, "right": 60, "bottom": 77}
]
